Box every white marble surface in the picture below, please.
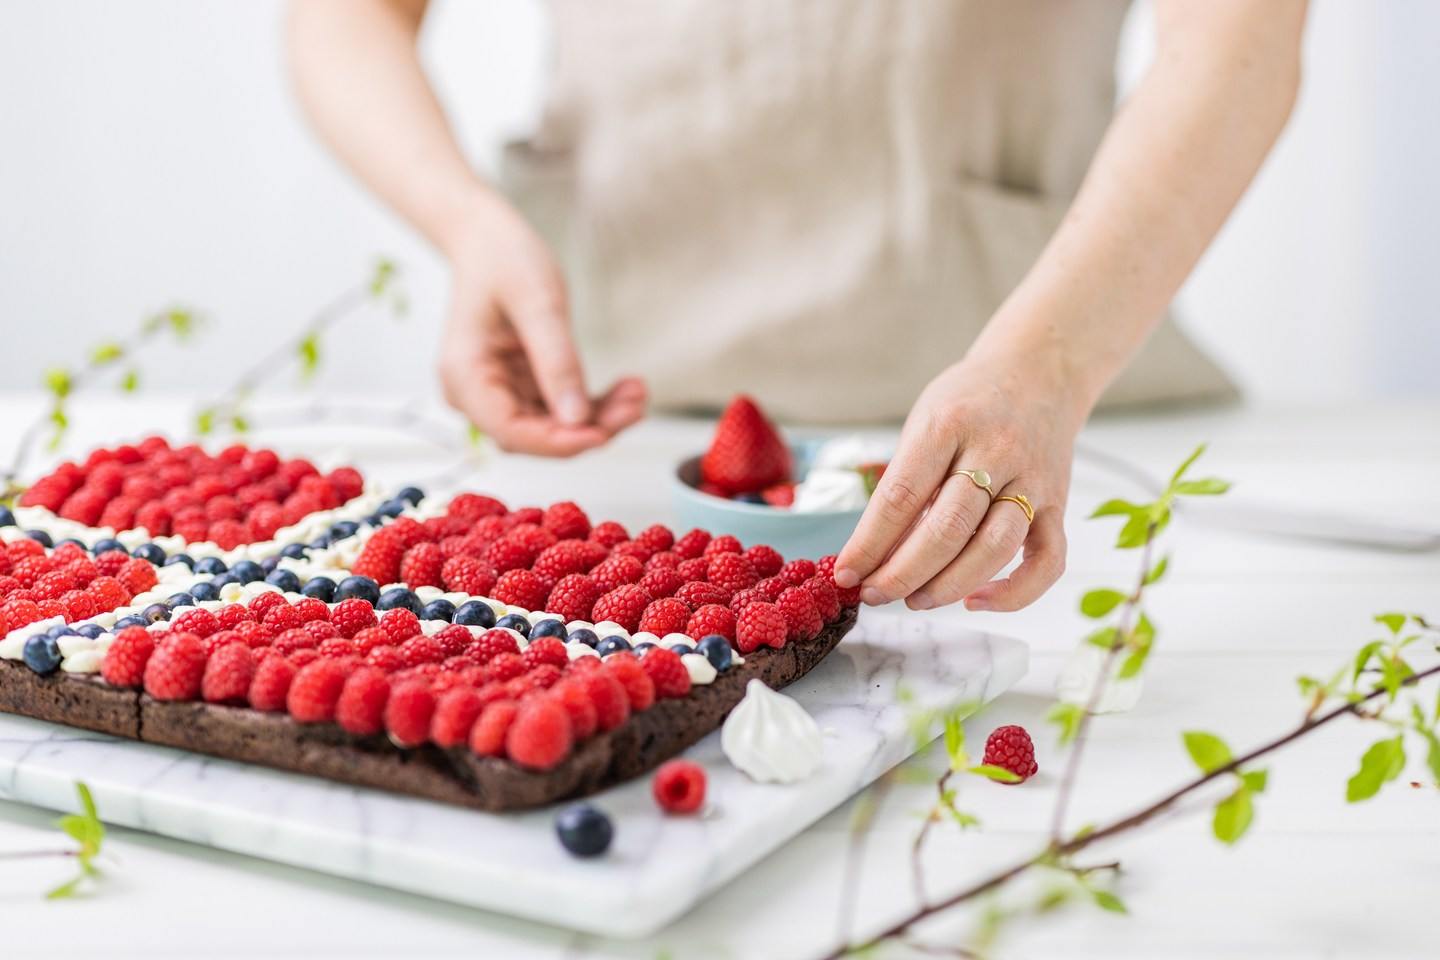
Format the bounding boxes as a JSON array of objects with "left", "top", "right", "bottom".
[{"left": 0, "top": 608, "right": 1025, "bottom": 938}]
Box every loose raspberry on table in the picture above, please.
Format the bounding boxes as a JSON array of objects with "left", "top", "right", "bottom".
[
  {"left": 652, "top": 760, "right": 706, "bottom": 814},
  {"left": 332, "top": 598, "right": 379, "bottom": 638},
  {"left": 634, "top": 524, "right": 675, "bottom": 555},
  {"left": 379, "top": 607, "right": 422, "bottom": 645},
  {"left": 441, "top": 555, "right": 497, "bottom": 596},
  {"left": 548, "top": 680, "right": 597, "bottom": 740},
  {"left": 430, "top": 688, "right": 484, "bottom": 747},
  {"left": 803, "top": 576, "right": 842, "bottom": 621},
  {"left": 399, "top": 635, "right": 444, "bottom": 667},
  {"left": 640, "top": 647, "right": 691, "bottom": 699},
  {"left": 587, "top": 520, "right": 629, "bottom": 548},
  {"left": 487, "top": 652, "right": 527, "bottom": 682},
  {"left": 400, "top": 542, "right": 444, "bottom": 588},
  {"left": 468, "top": 700, "right": 519, "bottom": 756},
  {"left": 248, "top": 590, "right": 288, "bottom": 621},
  {"left": 604, "top": 654, "right": 656, "bottom": 712},
  {"left": 639, "top": 597, "right": 691, "bottom": 636},
  {"left": 735, "top": 601, "right": 788, "bottom": 653},
  {"left": 468, "top": 629, "right": 521, "bottom": 664},
  {"left": 982, "top": 725, "right": 1038, "bottom": 782},
  {"left": 101, "top": 626, "right": 155, "bottom": 687},
  {"left": 286, "top": 658, "right": 349, "bottom": 723},
  {"left": 675, "top": 580, "right": 730, "bottom": 609},
  {"left": 335, "top": 667, "right": 391, "bottom": 735},
  {"left": 672, "top": 528, "right": 711, "bottom": 560},
  {"left": 505, "top": 699, "right": 573, "bottom": 770},
  {"left": 707, "top": 553, "right": 758, "bottom": 594},
  {"left": 756, "top": 576, "right": 789, "bottom": 600},
  {"left": 493, "top": 568, "right": 548, "bottom": 610},
  {"left": 542, "top": 501, "right": 591, "bottom": 541},
  {"left": 384, "top": 680, "right": 437, "bottom": 747},
  {"left": 202, "top": 643, "right": 256, "bottom": 703},
  {"left": 143, "top": 632, "right": 207, "bottom": 701},
  {"left": 639, "top": 567, "right": 684, "bottom": 600},
  {"left": 546, "top": 573, "right": 600, "bottom": 623},
  {"left": 686, "top": 604, "right": 736, "bottom": 642},
  {"left": 780, "top": 558, "right": 817, "bottom": 586},
  {"left": 171, "top": 607, "right": 221, "bottom": 638},
  {"left": 522, "top": 636, "right": 569, "bottom": 671},
  {"left": 778, "top": 587, "right": 823, "bottom": 641},
  {"left": 579, "top": 669, "right": 630, "bottom": 732},
  {"left": 591, "top": 554, "right": 644, "bottom": 593},
  {"left": 591, "top": 584, "right": 651, "bottom": 633}
]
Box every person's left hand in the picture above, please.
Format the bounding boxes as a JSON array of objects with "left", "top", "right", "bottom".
[{"left": 833, "top": 351, "right": 1083, "bottom": 612}]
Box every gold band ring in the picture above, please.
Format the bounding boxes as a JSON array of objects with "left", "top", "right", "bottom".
[
  {"left": 950, "top": 468, "right": 994, "bottom": 498},
  {"left": 993, "top": 494, "right": 1035, "bottom": 524}
]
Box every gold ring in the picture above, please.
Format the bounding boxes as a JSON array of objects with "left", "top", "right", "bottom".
[
  {"left": 993, "top": 494, "right": 1035, "bottom": 523},
  {"left": 950, "top": 469, "right": 994, "bottom": 499}
]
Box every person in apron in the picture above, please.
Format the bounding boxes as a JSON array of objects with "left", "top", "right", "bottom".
[{"left": 288, "top": 0, "right": 1306, "bottom": 612}]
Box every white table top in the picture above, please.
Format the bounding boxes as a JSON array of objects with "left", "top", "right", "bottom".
[{"left": 1, "top": 395, "right": 1437, "bottom": 959}]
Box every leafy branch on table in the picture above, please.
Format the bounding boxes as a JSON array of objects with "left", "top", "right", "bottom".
[
  {"left": 827, "top": 446, "right": 1440, "bottom": 959},
  {"left": 0, "top": 781, "right": 108, "bottom": 899}
]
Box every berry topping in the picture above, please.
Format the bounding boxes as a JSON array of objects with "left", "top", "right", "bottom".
[
  {"left": 735, "top": 601, "right": 788, "bottom": 653},
  {"left": 505, "top": 698, "right": 574, "bottom": 770}
]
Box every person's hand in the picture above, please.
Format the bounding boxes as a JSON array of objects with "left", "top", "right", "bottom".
[
  {"left": 438, "top": 193, "right": 647, "bottom": 456},
  {"left": 834, "top": 350, "right": 1082, "bottom": 612}
]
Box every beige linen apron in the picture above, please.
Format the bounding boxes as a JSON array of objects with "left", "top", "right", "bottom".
[{"left": 500, "top": 0, "right": 1237, "bottom": 424}]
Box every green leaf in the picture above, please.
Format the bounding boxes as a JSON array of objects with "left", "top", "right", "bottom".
[
  {"left": 1090, "top": 498, "right": 1143, "bottom": 519},
  {"left": 44, "top": 367, "right": 73, "bottom": 399},
  {"left": 1173, "top": 478, "right": 1231, "bottom": 496},
  {"left": 120, "top": 369, "right": 140, "bottom": 393},
  {"left": 1212, "top": 786, "right": 1253, "bottom": 844},
  {"left": 968, "top": 764, "right": 1022, "bottom": 784},
  {"left": 1182, "top": 731, "right": 1233, "bottom": 773},
  {"left": 1080, "top": 589, "right": 1127, "bottom": 619},
  {"left": 1352, "top": 640, "right": 1384, "bottom": 684},
  {"left": 90, "top": 342, "right": 124, "bottom": 365},
  {"left": 946, "top": 807, "right": 981, "bottom": 829},
  {"left": 297, "top": 333, "right": 320, "bottom": 379},
  {"left": 1092, "top": 889, "right": 1128, "bottom": 914},
  {"left": 230, "top": 413, "right": 249, "bottom": 433},
  {"left": 1169, "top": 444, "right": 1208, "bottom": 486},
  {"left": 1116, "top": 647, "right": 1150, "bottom": 680},
  {"left": 369, "top": 258, "right": 397, "bottom": 296},
  {"left": 165, "top": 308, "right": 196, "bottom": 339},
  {"left": 943, "top": 712, "right": 966, "bottom": 770},
  {"left": 1380, "top": 655, "right": 1413, "bottom": 700},
  {"left": 1416, "top": 728, "right": 1440, "bottom": 787},
  {"left": 1114, "top": 511, "right": 1153, "bottom": 549},
  {"left": 1240, "top": 768, "right": 1268, "bottom": 794},
  {"left": 1142, "top": 554, "right": 1169, "bottom": 586},
  {"left": 47, "top": 405, "right": 69, "bottom": 450},
  {"left": 1130, "top": 611, "right": 1156, "bottom": 647},
  {"left": 1085, "top": 626, "right": 1120, "bottom": 650},
  {"left": 1374, "top": 613, "right": 1407, "bottom": 635},
  {"left": 1346, "top": 736, "right": 1406, "bottom": 803},
  {"left": 467, "top": 423, "right": 484, "bottom": 448},
  {"left": 45, "top": 877, "right": 83, "bottom": 900},
  {"left": 1047, "top": 702, "right": 1084, "bottom": 745}
]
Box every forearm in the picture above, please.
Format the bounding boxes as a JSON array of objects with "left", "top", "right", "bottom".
[
  {"left": 968, "top": 0, "right": 1306, "bottom": 421},
  {"left": 286, "top": 0, "right": 492, "bottom": 256}
]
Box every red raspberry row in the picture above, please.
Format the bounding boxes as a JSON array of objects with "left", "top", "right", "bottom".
[{"left": 0, "top": 539, "right": 156, "bottom": 633}]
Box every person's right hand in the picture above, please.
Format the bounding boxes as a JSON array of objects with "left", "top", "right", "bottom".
[{"left": 438, "top": 193, "right": 647, "bottom": 456}]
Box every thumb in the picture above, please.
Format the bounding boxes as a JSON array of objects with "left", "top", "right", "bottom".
[{"left": 501, "top": 262, "right": 590, "bottom": 426}]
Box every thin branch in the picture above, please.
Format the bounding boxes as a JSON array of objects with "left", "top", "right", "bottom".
[
  {"left": 910, "top": 769, "right": 954, "bottom": 906},
  {"left": 0, "top": 849, "right": 80, "bottom": 861}
]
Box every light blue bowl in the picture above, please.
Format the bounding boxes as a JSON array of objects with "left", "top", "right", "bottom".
[{"left": 669, "top": 449, "right": 865, "bottom": 560}]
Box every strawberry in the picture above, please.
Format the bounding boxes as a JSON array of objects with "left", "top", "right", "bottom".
[{"left": 699, "top": 395, "right": 791, "bottom": 495}]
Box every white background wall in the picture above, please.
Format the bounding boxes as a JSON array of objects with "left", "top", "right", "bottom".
[{"left": 1, "top": 0, "right": 1436, "bottom": 410}]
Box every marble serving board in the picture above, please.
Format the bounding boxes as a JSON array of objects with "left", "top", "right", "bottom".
[{"left": 0, "top": 608, "right": 1025, "bottom": 938}]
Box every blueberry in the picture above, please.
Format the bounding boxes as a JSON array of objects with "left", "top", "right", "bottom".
[
  {"left": 260, "top": 556, "right": 281, "bottom": 575},
  {"left": 113, "top": 615, "right": 148, "bottom": 631},
  {"left": 23, "top": 635, "right": 63, "bottom": 675},
  {"left": 164, "top": 552, "right": 196, "bottom": 570},
  {"left": 632, "top": 641, "right": 657, "bottom": 657},
  {"left": 265, "top": 569, "right": 302, "bottom": 594},
  {"left": 56, "top": 537, "right": 89, "bottom": 551},
  {"left": 733, "top": 492, "right": 766, "bottom": 505},
  {"left": 211, "top": 572, "right": 239, "bottom": 589},
  {"left": 26, "top": 529, "right": 53, "bottom": 548},
  {"left": 189, "top": 581, "right": 220, "bottom": 602},
  {"left": 308, "top": 535, "right": 331, "bottom": 550},
  {"left": 378, "top": 499, "right": 405, "bottom": 519},
  {"left": 335, "top": 575, "right": 380, "bottom": 605},
  {"left": 195, "top": 556, "right": 228, "bottom": 577},
  {"left": 46, "top": 624, "right": 78, "bottom": 639},
  {"left": 530, "top": 618, "right": 567, "bottom": 640},
  {"left": 329, "top": 519, "right": 360, "bottom": 541},
  {"left": 74, "top": 623, "right": 104, "bottom": 640},
  {"left": 696, "top": 634, "right": 733, "bottom": 672},
  {"left": 496, "top": 613, "right": 531, "bottom": 638},
  {"left": 279, "top": 543, "right": 309, "bottom": 560},
  {"left": 420, "top": 598, "right": 457, "bottom": 623},
  {"left": 167, "top": 592, "right": 196, "bottom": 609},
  {"left": 377, "top": 587, "right": 422, "bottom": 615},
  {"left": 230, "top": 560, "right": 263, "bottom": 584},
  {"left": 91, "top": 537, "right": 126, "bottom": 556},
  {"left": 141, "top": 602, "right": 171, "bottom": 624},
  {"left": 131, "top": 542, "right": 166, "bottom": 565},
  {"left": 0, "top": 505, "right": 14, "bottom": 527},
  {"left": 397, "top": 486, "right": 425, "bottom": 507},
  {"left": 301, "top": 576, "right": 337, "bottom": 603},
  {"left": 364, "top": 513, "right": 385, "bottom": 527},
  {"left": 668, "top": 643, "right": 693, "bottom": 658},
  {"left": 555, "top": 803, "right": 613, "bottom": 858},
  {"left": 597, "top": 635, "right": 632, "bottom": 657},
  {"left": 454, "top": 600, "right": 496, "bottom": 629},
  {"left": 567, "top": 627, "right": 599, "bottom": 648}
]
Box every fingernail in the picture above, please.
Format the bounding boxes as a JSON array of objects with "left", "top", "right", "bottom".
[
  {"left": 556, "top": 391, "right": 589, "bottom": 426},
  {"left": 833, "top": 567, "right": 859, "bottom": 589},
  {"left": 965, "top": 597, "right": 991, "bottom": 612},
  {"left": 909, "top": 593, "right": 934, "bottom": 610},
  {"left": 860, "top": 586, "right": 887, "bottom": 606}
]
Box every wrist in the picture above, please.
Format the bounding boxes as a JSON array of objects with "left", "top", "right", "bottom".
[
  {"left": 431, "top": 183, "right": 515, "bottom": 264},
  {"left": 963, "top": 312, "right": 1102, "bottom": 435}
]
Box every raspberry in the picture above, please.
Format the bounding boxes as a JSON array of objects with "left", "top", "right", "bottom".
[
  {"left": 707, "top": 553, "right": 758, "bottom": 593},
  {"left": 273, "top": 628, "right": 317, "bottom": 656},
  {"left": 522, "top": 636, "right": 568, "bottom": 671},
  {"left": 247, "top": 503, "right": 287, "bottom": 542},
  {"left": 430, "top": 688, "right": 484, "bottom": 747},
  {"left": 588, "top": 520, "right": 629, "bottom": 547},
  {"left": 592, "top": 554, "right": 644, "bottom": 593},
  {"left": 134, "top": 502, "right": 172, "bottom": 537},
  {"left": 804, "top": 576, "right": 842, "bottom": 621},
  {"left": 233, "top": 620, "right": 272, "bottom": 648},
  {"left": 399, "top": 635, "right": 443, "bottom": 666},
  {"left": 100, "top": 626, "right": 154, "bottom": 687},
  {"left": 542, "top": 501, "right": 591, "bottom": 540},
  {"left": 487, "top": 652, "right": 527, "bottom": 682},
  {"left": 591, "top": 584, "right": 651, "bottom": 633},
  {"left": 249, "top": 656, "right": 298, "bottom": 711},
  {"left": 318, "top": 637, "right": 355, "bottom": 658},
  {"left": 0, "top": 598, "right": 43, "bottom": 629},
  {"left": 640, "top": 647, "right": 691, "bottom": 698},
  {"left": 493, "top": 568, "right": 548, "bottom": 610},
  {"left": 201, "top": 643, "right": 256, "bottom": 703},
  {"left": 686, "top": 604, "right": 736, "bottom": 642},
  {"left": 332, "top": 598, "right": 378, "bottom": 638},
  {"left": 610, "top": 541, "right": 652, "bottom": 563},
  {"left": 652, "top": 760, "right": 706, "bottom": 814},
  {"left": 468, "top": 629, "right": 521, "bottom": 664},
  {"left": 379, "top": 607, "right": 422, "bottom": 644},
  {"left": 729, "top": 587, "right": 767, "bottom": 614},
  {"left": 468, "top": 700, "right": 519, "bottom": 756},
  {"left": 676, "top": 556, "right": 710, "bottom": 582},
  {"left": 332, "top": 667, "right": 390, "bottom": 734},
  {"left": 215, "top": 603, "right": 253, "bottom": 630},
  {"left": 639, "top": 597, "right": 691, "bottom": 636},
  {"left": 117, "top": 558, "right": 158, "bottom": 595},
  {"left": 249, "top": 591, "right": 287, "bottom": 620},
  {"left": 505, "top": 699, "right": 573, "bottom": 770},
  {"left": 351, "top": 534, "right": 406, "bottom": 586},
  {"left": 34, "top": 571, "right": 75, "bottom": 601},
  {"left": 171, "top": 607, "right": 221, "bottom": 638},
  {"left": 672, "top": 528, "right": 711, "bottom": 560},
  {"left": 365, "top": 645, "right": 405, "bottom": 673},
  {"left": 286, "top": 658, "right": 349, "bottom": 722},
  {"left": 384, "top": 681, "right": 436, "bottom": 747},
  {"left": 744, "top": 544, "right": 784, "bottom": 578},
  {"left": 604, "top": 654, "right": 656, "bottom": 712},
  {"left": 532, "top": 541, "right": 589, "bottom": 583},
  {"left": 704, "top": 534, "right": 742, "bottom": 556},
  {"left": 634, "top": 523, "right": 674, "bottom": 555},
  {"left": 506, "top": 663, "right": 563, "bottom": 698},
  {"left": 92, "top": 551, "right": 128, "bottom": 578},
  {"left": 645, "top": 550, "right": 680, "bottom": 572},
  {"left": 293, "top": 596, "right": 330, "bottom": 623},
  {"left": 448, "top": 492, "right": 507, "bottom": 521},
  {"left": 546, "top": 573, "right": 600, "bottom": 622},
  {"left": 779, "top": 558, "right": 817, "bottom": 586},
  {"left": 287, "top": 649, "right": 322, "bottom": 669},
  {"left": 735, "top": 601, "right": 788, "bottom": 653},
  {"left": 433, "top": 624, "right": 473, "bottom": 658},
  {"left": 208, "top": 520, "right": 249, "bottom": 550},
  {"left": 143, "top": 632, "right": 207, "bottom": 701},
  {"left": 675, "top": 580, "right": 730, "bottom": 609},
  {"left": 263, "top": 604, "right": 304, "bottom": 633},
  {"left": 398, "top": 542, "right": 443, "bottom": 588},
  {"left": 778, "top": 587, "right": 823, "bottom": 641},
  {"left": 548, "top": 680, "right": 598, "bottom": 740},
  {"left": 579, "top": 668, "right": 630, "bottom": 732},
  {"left": 486, "top": 538, "right": 534, "bottom": 574},
  {"left": 756, "top": 576, "right": 789, "bottom": 600},
  {"left": 303, "top": 619, "right": 339, "bottom": 643},
  {"left": 36, "top": 599, "right": 66, "bottom": 621},
  {"left": 980, "top": 724, "right": 1039, "bottom": 782},
  {"left": 440, "top": 555, "right": 496, "bottom": 596},
  {"left": 639, "top": 567, "right": 684, "bottom": 600}
]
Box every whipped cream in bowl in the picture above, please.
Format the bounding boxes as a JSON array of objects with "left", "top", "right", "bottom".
[{"left": 721, "top": 679, "right": 824, "bottom": 784}]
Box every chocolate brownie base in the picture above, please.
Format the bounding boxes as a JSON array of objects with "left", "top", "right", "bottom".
[{"left": 0, "top": 607, "right": 857, "bottom": 810}]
